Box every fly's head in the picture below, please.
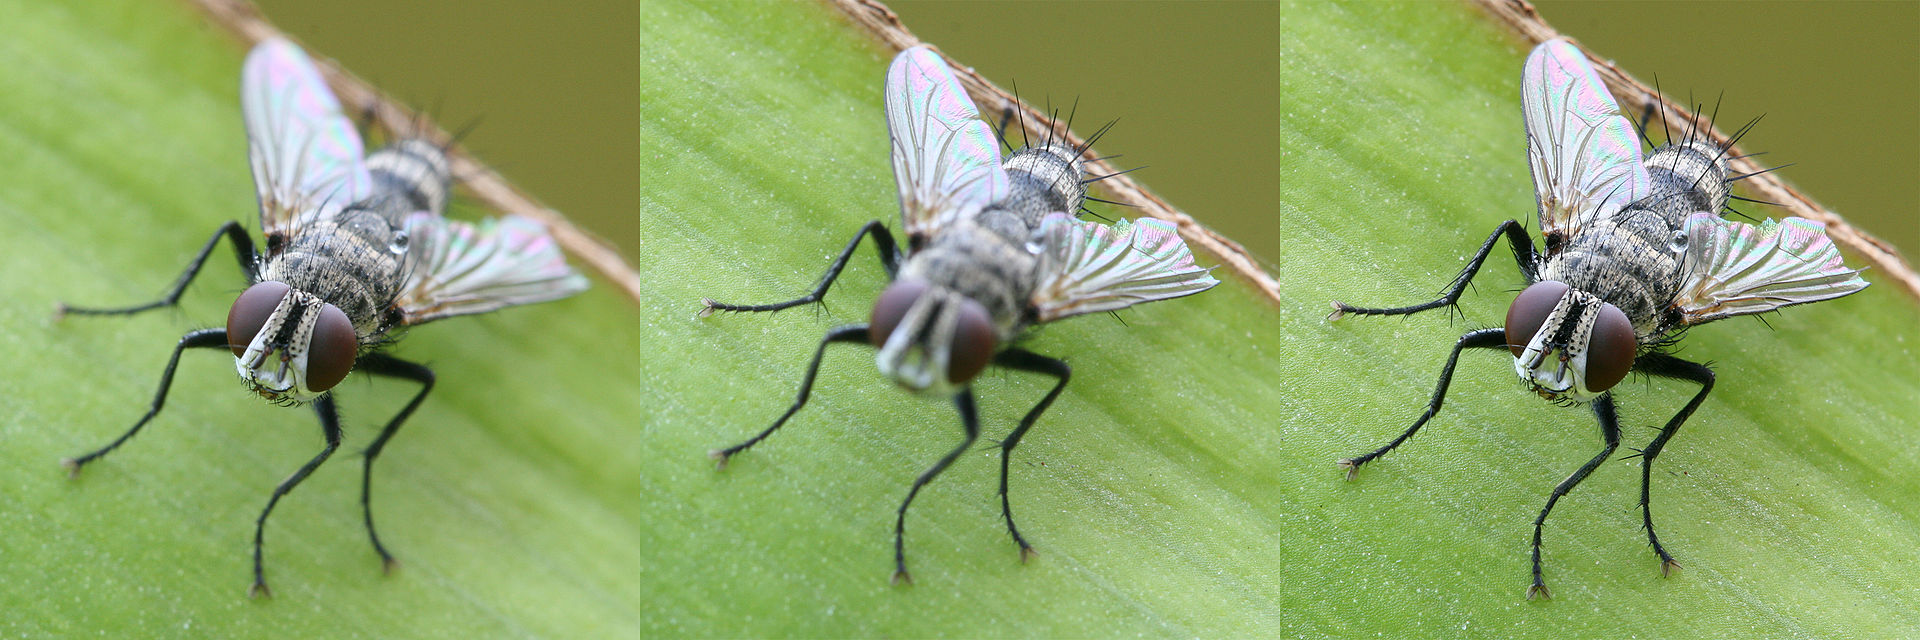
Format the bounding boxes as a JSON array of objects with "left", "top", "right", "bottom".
[
  {"left": 1504, "top": 281, "right": 1636, "bottom": 403},
  {"left": 226, "top": 281, "right": 359, "bottom": 405},
  {"left": 868, "top": 279, "right": 997, "bottom": 396}
]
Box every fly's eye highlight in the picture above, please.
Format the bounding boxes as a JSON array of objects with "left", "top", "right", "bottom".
[
  {"left": 389, "top": 230, "right": 409, "bottom": 254},
  {"left": 1583, "top": 302, "right": 1636, "bottom": 393},
  {"left": 869, "top": 279, "right": 931, "bottom": 349},
  {"left": 226, "top": 281, "right": 291, "bottom": 357},
  {"left": 946, "top": 298, "right": 997, "bottom": 385},
  {"left": 305, "top": 303, "right": 358, "bottom": 393},
  {"left": 1504, "top": 281, "right": 1569, "bottom": 357}
]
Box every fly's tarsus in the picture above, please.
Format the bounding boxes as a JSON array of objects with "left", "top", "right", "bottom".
[{"left": 698, "top": 221, "right": 901, "bottom": 317}]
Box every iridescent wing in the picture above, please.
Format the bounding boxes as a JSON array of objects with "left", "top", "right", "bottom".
[
  {"left": 1521, "top": 39, "right": 1649, "bottom": 252},
  {"left": 1029, "top": 214, "right": 1218, "bottom": 322},
  {"left": 241, "top": 38, "right": 372, "bottom": 245},
  {"left": 885, "top": 46, "right": 1008, "bottom": 247},
  {"left": 1671, "top": 213, "right": 1867, "bottom": 324},
  {"left": 394, "top": 213, "right": 589, "bottom": 325}
]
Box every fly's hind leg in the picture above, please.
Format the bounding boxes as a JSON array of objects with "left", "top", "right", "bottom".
[
  {"left": 1627, "top": 353, "right": 1715, "bottom": 578},
  {"left": 1329, "top": 220, "right": 1535, "bottom": 321},
  {"left": 700, "top": 221, "right": 901, "bottom": 316},
  {"left": 350, "top": 353, "right": 437, "bottom": 574},
  {"left": 988, "top": 348, "right": 1071, "bottom": 562},
  {"left": 56, "top": 221, "right": 257, "bottom": 319},
  {"left": 1338, "top": 328, "right": 1505, "bottom": 479}
]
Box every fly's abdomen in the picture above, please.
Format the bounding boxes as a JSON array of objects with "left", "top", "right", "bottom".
[
  {"left": 999, "top": 142, "right": 1086, "bottom": 226},
  {"left": 363, "top": 139, "right": 453, "bottom": 222},
  {"left": 1641, "top": 139, "right": 1729, "bottom": 223}
]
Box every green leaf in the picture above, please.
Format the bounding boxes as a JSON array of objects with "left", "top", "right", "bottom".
[
  {"left": 0, "top": 0, "right": 640, "bottom": 636},
  {"left": 641, "top": 0, "right": 1920, "bottom": 637}
]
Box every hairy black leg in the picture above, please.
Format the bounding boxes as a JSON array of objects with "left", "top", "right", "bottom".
[
  {"left": 348, "top": 353, "right": 436, "bottom": 574},
  {"left": 700, "top": 221, "right": 901, "bottom": 315},
  {"left": 1527, "top": 394, "right": 1622, "bottom": 600},
  {"left": 62, "top": 329, "right": 231, "bottom": 475},
  {"left": 1329, "top": 220, "right": 1536, "bottom": 320},
  {"left": 710, "top": 325, "right": 870, "bottom": 468},
  {"left": 1339, "top": 328, "right": 1506, "bottom": 479},
  {"left": 250, "top": 395, "right": 345, "bottom": 598},
  {"left": 1628, "top": 353, "right": 1714, "bottom": 577},
  {"left": 988, "top": 348, "right": 1071, "bottom": 563},
  {"left": 892, "top": 391, "right": 982, "bottom": 586},
  {"left": 56, "top": 221, "right": 257, "bottom": 318}
]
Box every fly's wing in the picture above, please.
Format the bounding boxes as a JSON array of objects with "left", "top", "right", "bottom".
[
  {"left": 1671, "top": 213, "right": 1867, "bottom": 324},
  {"left": 1029, "top": 214, "right": 1219, "bottom": 322},
  {"left": 241, "top": 38, "right": 372, "bottom": 244},
  {"left": 1521, "top": 39, "right": 1648, "bottom": 253},
  {"left": 393, "top": 212, "right": 589, "bottom": 325},
  {"left": 885, "top": 46, "right": 1008, "bottom": 247}
]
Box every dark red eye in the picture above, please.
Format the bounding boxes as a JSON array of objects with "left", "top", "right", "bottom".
[
  {"left": 305, "top": 303, "right": 358, "bottom": 393},
  {"left": 1505, "top": 281, "right": 1569, "bottom": 357},
  {"left": 227, "top": 282, "right": 291, "bottom": 357},
  {"left": 1583, "top": 302, "right": 1637, "bottom": 393},
  {"left": 870, "top": 279, "right": 931, "bottom": 349},
  {"left": 945, "top": 298, "right": 997, "bottom": 385}
]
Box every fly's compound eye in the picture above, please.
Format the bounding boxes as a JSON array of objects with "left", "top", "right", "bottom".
[
  {"left": 227, "top": 281, "right": 291, "bottom": 357},
  {"left": 305, "top": 302, "right": 359, "bottom": 393},
  {"left": 945, "top": 297, "right": 997, "bottom": 385},
  {"left": 1582, "top": 302, "right": 1636, "bottom": 393},
  {"left": 1504, "top": 281, "right": 1569, "bottom": 357},
  {"left": 869, "top": 279, "right": 931, "bottom": 349}
]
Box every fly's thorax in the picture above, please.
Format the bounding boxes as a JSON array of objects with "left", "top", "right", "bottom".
[
  {"left": 362, "top": 138, "right": 453, "bottom": 223},
  {"left": 1539, "top": 206, "right": 1684, "bottom": 338},
  {"left": 1504, "top": 281, "right": 1637, "bottom": 402},
  {"left": 897, "top": 220, "right": 1038, "bottom": 337},
  {"left": 226, "top": 281, "right": 360, "bottom": 404},
  {"left": 260, "top": 207, "right": 409, "bottom": 335},
  {"left": 1641, "top": 139, "right": 1730, "bottom": 223},
  {"left": 1000, "top": 141, "right": 1086, "bottom": 226}
]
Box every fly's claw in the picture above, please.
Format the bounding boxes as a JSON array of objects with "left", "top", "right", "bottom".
[
  {"left": 1526, "top": 582, "right": 1551, "bottom": 601},
  {"left": 1336, "top": 457, "right": 1363, "bottom": 481},
  {"left": 1659, "top": 556, "right": 1682, "bottom": 578},
  {"left": 1327, "top": 301, "right": 1350, "bottom": 321},
  {"left": 696, "top": 298, "right": 719, "bottom": 318}
]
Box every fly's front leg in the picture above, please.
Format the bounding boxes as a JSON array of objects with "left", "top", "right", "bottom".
[
  {"left": 1628, "top": 353, "right": 1715, "bottom": 577},
  {"left": 350, "top": 353, "right": 437, "bottom": 573},
  {"left": 700, "top": 221, "right": 901, "bottom": 316},
  {"left": 62, "top": 328, "right": 231, "bottom": 475},
  {"left": 891, "top": 390, "right": 982, "bottom": 586},
  {"left": 709, "top": 325, "right": 870, "bottom": 468},
  {"left": 250, "top": 394, "right": 345, "bottom": 598},
  {"left": 1338, "top": 328, "right": 1505, "bottom": 479},
  {"left": 1329, "top": 220, "right": 1535, "bottom": 320},
  {"left": 1527, "top": 394, "right": 1622, "bottom": 600},
  {"left": 56, "top": 221, "right": 256, "bottom": 318},
  {"left": 989, "top": 348, "right": 1071, "bottom": 562}
]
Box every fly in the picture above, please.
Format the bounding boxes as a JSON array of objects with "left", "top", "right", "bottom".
[
  {"left": 1327, "top": 39, "right": 1867, "bottom": 599},
  {"left": 55, "top": 38, "right": 589, "bottom": 597},
  {"left": 699, "top": 46, "right": 1218, "bottom": 584}
]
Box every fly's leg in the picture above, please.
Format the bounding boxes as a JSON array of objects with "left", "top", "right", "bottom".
[
  {"left": 1329, "top": 220, "right": 1535, "bottom": 320},
  {"left": 709, "top": 325, "right": 870, "bottom": 468},
  {"left": 1627, "top": 353, "right": 1715, "bottom": 578},
  {"left": 62, "top": 329, "right": 231, "bottom": 475},
  {"left": 989, "top": 348, "right": 1071, "bottom": 563},
  {"left": 1338, "top": 328, "right": 1505, "bottom": 479},
  {"left": 892, "top": 391, "right": 982, "bottom": 586},
  {"left": 350, "top": 353, "right": 437, "bottom": 574},
  {"left": 250, "top": 394, "right": 345, "bottom": 598},
  {"left": 699, "top": 221, "right": 901, "bottom": 316},
  {"left": 1527, "top": 394, "right": 1622, "bottom": 600},
  {"left": 56, "top": 221, "right": 257, "bottom": 318}
]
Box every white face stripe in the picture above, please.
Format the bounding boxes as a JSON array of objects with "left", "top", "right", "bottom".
[
  {"left": 234, "top": 286, "right": 327, "bottom": 403},
  {"left": 1514, "top": 287, "right": 1605, "bottom": 401},
  {"left": 874, "top": 287, "right": 962, "bottom": 396}
]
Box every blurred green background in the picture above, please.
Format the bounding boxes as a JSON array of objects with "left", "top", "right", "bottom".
[
  {"left": 892, "top": 0, "right": 1917, "bottom": 264},
  {"left": 252, "top": 0, "right": 640, "bottom": 262}
]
